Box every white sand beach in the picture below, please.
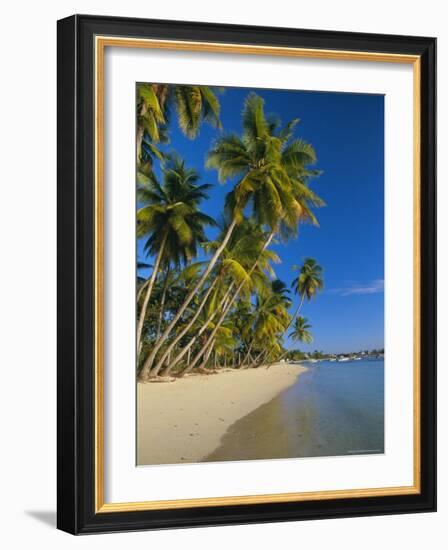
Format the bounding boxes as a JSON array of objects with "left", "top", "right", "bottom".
[{"left": 137, "top": 363, "right": 307, "bottom": 465}]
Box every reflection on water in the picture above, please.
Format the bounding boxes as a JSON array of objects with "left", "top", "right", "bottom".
[{"left": 205, "top": 359, "right": 384, "bottom": 462}]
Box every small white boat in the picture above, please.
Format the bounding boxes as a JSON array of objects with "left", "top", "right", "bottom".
[{"left": 337, "top": 357, "right": 350, "bottom": 362}]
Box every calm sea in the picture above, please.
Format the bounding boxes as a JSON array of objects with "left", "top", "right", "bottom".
[{"left": 205, "top": 358, "right": 384, "bottom": 462}]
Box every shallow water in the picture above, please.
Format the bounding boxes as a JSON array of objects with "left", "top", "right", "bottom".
[{"left": 205, "top": 359, "right": 384, "bottom": 462}]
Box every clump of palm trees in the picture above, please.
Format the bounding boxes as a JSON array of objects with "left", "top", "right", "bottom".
[{"left": 136, "top": 84, "right": 325, "bottom": 381}]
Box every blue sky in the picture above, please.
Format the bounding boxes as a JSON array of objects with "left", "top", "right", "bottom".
[{"left": 137, "top": 86, "right": 384, "bottom": 354}]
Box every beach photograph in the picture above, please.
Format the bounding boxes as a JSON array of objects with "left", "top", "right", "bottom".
[{"left": 135, "top": 83, "right": 384, "bottom": 466}]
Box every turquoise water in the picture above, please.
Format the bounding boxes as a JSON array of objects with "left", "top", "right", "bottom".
[{"left": 206, "top": 358, "right": 384, "bottom": 462}]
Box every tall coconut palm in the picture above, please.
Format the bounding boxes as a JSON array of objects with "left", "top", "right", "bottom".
[
  {"left": 290, "top": 258, "right": 324, "bottom": 324},
  {"left": 253, "top": 258, "right": 324, "bottom": 366},
  {"left": 155, "top": 219, "right": 277, "bottom": 377},
  {"left": 252, "top": 292, "right": 290, "bottom": 356},
  {"left": 137, "top": 83, "right": 222, "bottom": 168},
  {"left": 141, "top": 92, "right": 322, "bottom": 376},
  {"left": 136, "top": 158, "right": 215, "bottom": 355},
  {"left": 238, "top": 279, "right": 291, "bottom": 368},
  {"left": 158, "top": 281, "right": 236, "bottom": 377},
  {"left": 178, "top": 94, "right": 323, "bottom": 370},
  {"left": 195, "top": 320, "right": 236, "bottom": 373},
  {"left": 290, "top": 316, "right": 313, "bottom": 344},
  {"left": 154, "top": 267, "right": 174, "bottom": 341},
  {"left": 182, "top": 225, "right": 281, "bottom": 375},
  {"left": 207, "top": 93, "right": 323, "bottom": 241}
]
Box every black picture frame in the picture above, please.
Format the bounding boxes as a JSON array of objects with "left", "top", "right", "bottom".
[{"left": 57, "top": 14, "right": 436, "bottom": 534}]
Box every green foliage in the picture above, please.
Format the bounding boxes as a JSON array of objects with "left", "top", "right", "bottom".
[
  {"left": 137, "top": 156, "right": 216, "bottom": 267},
  {"left": 136, "top": 87, "right": 327, "bottom": 378},
  {"left": 136, "top": 83, "right": 222, "bottom": 169},
  {"left": 207, "top": 92, "right": 323, "bottom": 240},
  {"left": 290, "top": 316, "right": 313, "bottom": 344},
  {"left": 292, "top": 258, "right": 324, "bottom": 301}
]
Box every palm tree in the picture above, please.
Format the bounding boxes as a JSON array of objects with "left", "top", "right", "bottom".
[
  {"left": 290, "top": 316, "right": 313, "bottom": 344},
  {"left": 238, "top": 279, "right": 290, "bottom": 368},
  {"left": 207, "top": 93, "right": 323, "bottom": 241},
  {"left": 252, "top": 258, "right": 323, "bottom": 367},
  {"left": 182, "top": 225, "right": 281, "bottom": 375},
  {"left": 136, "top": 158, "right": 215, "bottom": 356},
  {"left": 253, "top": 292, "right": 290, "bottom": 357},
  {"left": 290, "top": 258, "right": 324, "bottom": 324},
  {"left": 158, "top": 281, "right": 236, "bottom": 377},
  {"left": 155, "top": 219, "right": 278, "bottom": 377},
  {"left": 140, "top": 93, "right": 323, "bottom": 377},
  {"left": 270, "top": 279, "right": 292, "bottom": 307},
  {"left": 154, "top": 267, "right": 174, "bottom": 341},
  {"left": 176, "top": 93, "right": 323, "bottom": 372},
  {"left": 137, "top": 83, "right": 222, "bottom": 168},
  {"left": 197, "top": 320, "right": 236, "bottom": 372}
]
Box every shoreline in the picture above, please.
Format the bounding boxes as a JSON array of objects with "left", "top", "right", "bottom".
[{"left": 137, "top": 363, "right": 307, "bottom": 466}]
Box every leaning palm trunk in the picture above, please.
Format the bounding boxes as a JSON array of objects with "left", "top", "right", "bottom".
[
  {"left": 275, "top": 350, "right": 289, "bottom": 363},
  {"left": 195, "top": 333, "right": 219, "bottom": 372},
  {"left": 249, "top": 349, "right": 269, "bottom": 368},
  {"left": 139, "top": 220, "right": 237, "bottom": 379},
  {"left": 149, "top": 278, "right": 218, "bottom": 376},
  {"left": 250, "top": 349, "right": 264, "bottom": 368},
  {"left": 284, "top": 294, "right": 305, "bottom": 335},
  {"left": 184, "top": 230, "right": 276, "bottom": 373},
  {"left": 237, "top": 341, "right": 254, "bottom": 369},
  {"left": 136, "top": 233, "right": 167, "bottom": 353},
  {"left": 136, "top": 277, "right": 150, "bottom": 304},
  {"left": 183, "top": 281, "right": 246, "bottom": 373},
  {"left": 197, "top": 338, "right": 215, "bottom": 372},
  {"left": 155, "top": 268, "right": 170, "bottom": 341},
  {"left": 159, "top": 283, "right": 235, "bottom": 377}
]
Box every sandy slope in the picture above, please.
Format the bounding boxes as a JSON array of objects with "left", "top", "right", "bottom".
[{"left": 137, "top": 363, "right": 307, "bottom": 465}]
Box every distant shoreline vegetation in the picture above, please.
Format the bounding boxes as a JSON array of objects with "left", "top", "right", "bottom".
[
  {"left": 136, "top": 83, "right": 327, "bottom": 381},
  {"left": 285, "top": 349, "right": 385, "bottom": 361}
]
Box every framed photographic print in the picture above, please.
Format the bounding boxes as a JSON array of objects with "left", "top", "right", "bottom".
[{"left": 57, "top": 14, "right": 436, "bottom": 534}]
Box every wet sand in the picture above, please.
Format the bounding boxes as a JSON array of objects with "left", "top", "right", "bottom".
[{"left": 137, "top": 363, "right": 307, "bottom": 465}]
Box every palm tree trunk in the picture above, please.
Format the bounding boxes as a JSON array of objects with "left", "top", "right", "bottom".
[
  {"left": 185, "top": 230, "right": 276, "bottom": 372},
  {"left": 237, "top": 341, "right": 254, "bottom": 369},
  {"left": 155, "top": 267, "right": 170, "bottom": 341},
  {"left": 180, "top": 334, "right": 215, "bottom": 377},
  {"left": 140, "top": 219, "right": 237, "bottom": 377},
  {"left": 201, "top": 339, "right": 215, "bottom": 371},
  {"left": 137, "top": 277, "right": 150, "bottom": 304},
  {"left": 276, "top": 350, "right": 289, "bottom": 363},
  {"left": 249, "top": 348, "right": 268, "bottom": 369},
  {"left": 159, "top": 283, "right": 235, "bottom": 377},
  {"left": 136, "top": 233, "right": 167, "bottom": 354},
  {"left": 150, "top": 278, "right": 218, "bottom": 376},
  {"left": 284, "top": 294, "right": 305, "bottom": 335}
]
